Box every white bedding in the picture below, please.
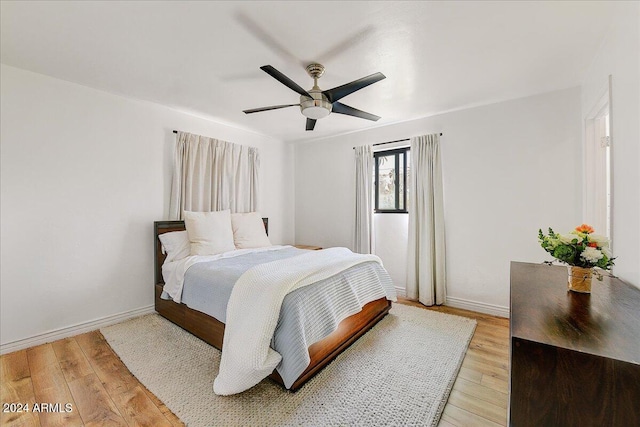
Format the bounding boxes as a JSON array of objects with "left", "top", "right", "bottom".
[
  {"left": 212, "top": 247, "right": 386, "bottom": 395},
  {"left": 161, "top": 245, "right": 291, "bottom": 303}
]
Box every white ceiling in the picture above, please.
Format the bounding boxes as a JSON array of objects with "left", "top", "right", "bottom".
[{"left": 1, "top": 1, "right": 614, "bottom": 143}]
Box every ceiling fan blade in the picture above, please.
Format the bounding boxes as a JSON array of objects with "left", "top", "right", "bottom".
[
  {"left": 260, "top": 65, "right": 313, "bottom": 98},
  {"left": 306, "top": 118, "right": 317, "bottom": 131},
  {"left": 313, "top": 26, "right": 374, "bottom": 64},
  {"left": 243, "top": 104, "right": 299, "bottom": 114},
  {"left": 331, "top": 102, "right": 381, "bottom": 121},
  {"left": 322, "top": 72, "right": 386, "bottom": 103},
  {"left": 235, "top": 13, "right": 305, "bottom": 67}
]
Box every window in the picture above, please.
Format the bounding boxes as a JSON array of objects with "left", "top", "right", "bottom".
[{"left": 374, "top": 147, "right": 410, "bottom": 213}]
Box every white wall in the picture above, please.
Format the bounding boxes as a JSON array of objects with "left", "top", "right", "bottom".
[
  {"left": 295, "top": 87, "right": 582, "bottom": 314},
  {"left": 0, "top": 65, "right": 294, "bottom": 349},
  {"left": 373, "top": 213, "right": 409, "bottom": 296},
  {"left": 581, "top": 2, "right": 639, "bottom": 288}
]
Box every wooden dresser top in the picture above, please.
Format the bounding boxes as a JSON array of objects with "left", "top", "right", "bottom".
[{"left": 510, "top": 261, "right": 640, "bottom": 365}]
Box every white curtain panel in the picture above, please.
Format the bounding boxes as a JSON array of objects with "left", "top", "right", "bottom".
[
  {"left": 169, "top": 132, "right": 259, "bottom": 220},
  {"left": 354, "top": 145, "right": 374, "bottom": 254},
  {"left": 406, "top": 134, "right": 446, "bottom": 306}
]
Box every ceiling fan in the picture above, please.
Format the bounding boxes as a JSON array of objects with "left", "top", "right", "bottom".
[{"left": 243, "top": 63, "right": 385, "bottom": 131}]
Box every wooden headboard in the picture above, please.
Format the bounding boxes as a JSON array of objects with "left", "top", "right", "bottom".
[{"left": 153, "top": 218, "right": 268, "bottom": 285}]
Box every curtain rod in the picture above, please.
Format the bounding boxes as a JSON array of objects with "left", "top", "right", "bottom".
[{"left": 352, "top": 133, "right": 442, "bottom": 150}]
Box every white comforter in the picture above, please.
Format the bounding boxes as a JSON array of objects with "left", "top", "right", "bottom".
[
  {"left": 212, "top": 247, "right": 384, "bottom": 395},
  {"left": 162, "top": 245, "right": 291, "bottom": 303}
]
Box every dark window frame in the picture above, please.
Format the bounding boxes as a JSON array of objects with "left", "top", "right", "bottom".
[{"left": 374, "top": 147, "right": 409, "bottom": 214}]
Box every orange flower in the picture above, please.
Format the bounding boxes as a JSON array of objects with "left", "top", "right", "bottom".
[
  {"left": 575, "top": 224, "right": 595, "bottom": 234},
  {"left": 588, "top": 242, "right": 598, "bottom": 248}
]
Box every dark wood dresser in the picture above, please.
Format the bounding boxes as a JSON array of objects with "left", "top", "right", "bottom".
[{"left": 509, "top": 262, "right": 640, "bottom": 426}]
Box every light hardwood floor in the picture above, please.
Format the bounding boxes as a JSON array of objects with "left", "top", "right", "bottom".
[
  {"left": 1, "top": 301, "right": 509, "bottom": 427},
  {"left": 399, "top": 299, "right": 510, "bottom": 427}
]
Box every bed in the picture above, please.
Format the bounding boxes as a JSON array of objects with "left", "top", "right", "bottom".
[{"left": 153, "top": 219, "right": 394, "bottom": 392}]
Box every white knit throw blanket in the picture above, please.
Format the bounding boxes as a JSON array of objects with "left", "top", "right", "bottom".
[{"left": 213, "top": 247, "right": 383, "bottom": 395}]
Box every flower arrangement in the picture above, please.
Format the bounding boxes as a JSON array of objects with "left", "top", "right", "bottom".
[{"left": 538, "top": 224, "right": 615, "bottom": 279}]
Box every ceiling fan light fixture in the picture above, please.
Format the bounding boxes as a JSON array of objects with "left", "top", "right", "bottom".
[
  {"left": 300, "top": 95, "right": 332, "bottom": 119},
  {"left": 301, "top": 105, "right": 331, "bottom": 119}
]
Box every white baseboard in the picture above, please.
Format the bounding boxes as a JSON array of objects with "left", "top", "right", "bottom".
[
  {"left": 394, "top": 287, "right": 509, "bottom": 318},
  {"left": 0, "top": 305, "right": 155, "bottom": 355},
  {"left": 1, "top": 295, "right": 507, "bottom": 354},
  {"left": 445, "top": 296, "right": 510, "bottom": 318}
]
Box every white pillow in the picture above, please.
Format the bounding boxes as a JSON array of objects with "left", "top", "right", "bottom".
[
  {"left": 184, "top": 210, "right": 236, "bottom": 256},
  {"left": 158, "top": 230, "right": 191, "bottom": 263},
  {"left": 231, "top": 212, "right": 272, "bottom": 249}
]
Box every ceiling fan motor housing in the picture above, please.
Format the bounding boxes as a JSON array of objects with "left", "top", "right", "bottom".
[{"left": 300, "top": 90, "right": 332, "bottom": 119}]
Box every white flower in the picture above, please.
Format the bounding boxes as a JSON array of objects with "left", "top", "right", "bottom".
[
  {"left": 581, "top": 247, "right": 604, "bottom": 263},
  {"left": 601, "top": 246, "right": 613, "bottom": 258},
  {"left": 559, "top": 234, "right": 580, "bottom": 244},
  {"left": 588, "top": 234, "right": 610, "bottom": 248}
]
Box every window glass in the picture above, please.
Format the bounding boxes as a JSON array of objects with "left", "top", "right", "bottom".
[
  {"left": 374, "top": 147, "right": 409, "bottom": 213},
  {"left": 377, "top": 154, "right": 396, "bottom": 210}
]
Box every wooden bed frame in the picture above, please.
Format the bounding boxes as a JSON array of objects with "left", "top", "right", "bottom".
[{"left": 153, "top": 220, "right": 391, "bottom": 391}]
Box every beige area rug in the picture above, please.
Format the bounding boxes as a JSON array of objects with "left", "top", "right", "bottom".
[{"left": 101, "top": 304, "right": 476, "bottom": 427}]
